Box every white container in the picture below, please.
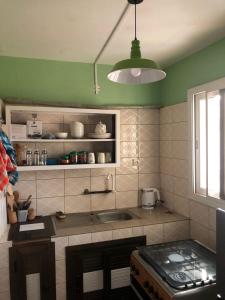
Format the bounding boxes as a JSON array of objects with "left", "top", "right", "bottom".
[
  {"left": 27, "top": 120, "right": 42, "bottom": 137},
  {"left": 11, "top": 124, "right": 27, "bottom": 139},
  {"left": 18, "top": 210, "right": 28, "bottom": 222},
  {"left": 95, "top": 121, "right": 107, "bottom": 135},
  {"left": 88, "top": 152, "right": 95, "bottom": 164},
  {"left": 97, "top": 152, "right": 105, "bottom": 164},
  {"left": 70, "top": 122, "right": 84, "bottom": 138}
]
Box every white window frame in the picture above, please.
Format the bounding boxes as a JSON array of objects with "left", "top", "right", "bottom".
[{"left": 188, "top": 76, "right": 225, "bottom": 210}]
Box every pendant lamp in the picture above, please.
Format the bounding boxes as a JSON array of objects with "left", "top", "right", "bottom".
[{"left": 107, "top": 0, "right": 166, "bottom": 84}]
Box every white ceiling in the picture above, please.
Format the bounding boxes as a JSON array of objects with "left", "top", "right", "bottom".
[{"left": 1, "top": 0, "right": 225, "bottom": 67}]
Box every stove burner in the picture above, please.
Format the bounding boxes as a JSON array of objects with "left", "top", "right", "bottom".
[
  {"left": 168, "top": 254, "right": 185, "bottom": 263},
  {"left": 169, "top": 272, "right": 189, "bottom": 283}
]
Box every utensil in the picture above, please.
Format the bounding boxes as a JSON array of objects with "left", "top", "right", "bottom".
[
  {"left": 97, "top": 152, "right": 105, "bottom": 164},
  {"left": 13, "top": 191, "right": 20, "bottom": 203},
  {"left": 70, "top": 122, "right": 84, "bottom": 138},
  {"left": 7, "top": 192, "right": 15, "bottom": 211},
  {"left": 55, "top": 132, "right": 68, "bottom": 139},
  {"left": 141, "top": 188, "right": 160, "bottom": 210}
]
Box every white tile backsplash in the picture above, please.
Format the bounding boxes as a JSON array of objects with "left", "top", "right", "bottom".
[
  {"left": 159, "top": 102, "right": 216, "bottom": 250},
  {"left": 37, "top": 179, "right": 64, "bottom": 198},
  {"left": 14, "top": 107, "right": 163, "bottom": 215}
]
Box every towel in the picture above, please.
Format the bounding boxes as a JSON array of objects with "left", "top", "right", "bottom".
[
  {"left": 0, "top": 142, "right": 16, "bottom": 191},
  {"left": 0, "top": 131, "right": 18, "bottom": 185}
]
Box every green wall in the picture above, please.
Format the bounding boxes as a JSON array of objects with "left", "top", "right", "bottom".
[
  {"left": 161, "top": 37, "right": 225, "bottom": 106},
  {"left": 0, "top": 56, "right": 161, "bottom": 106}
]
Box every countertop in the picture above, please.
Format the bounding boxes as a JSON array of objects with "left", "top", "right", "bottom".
[{"left": 52, "top": 206, "right": 189, "bottom": 238}]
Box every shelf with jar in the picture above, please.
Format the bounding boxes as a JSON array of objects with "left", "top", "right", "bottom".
[{"left": 5, "top": 105, "right": 120, "bottom": 171}]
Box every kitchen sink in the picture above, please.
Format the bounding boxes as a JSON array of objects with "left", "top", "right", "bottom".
[
  {"left": 52, "top": 212, "right": 94, "bottom": 229},
  {"left": 52, "top": 209, "right": 140, "bottom": 230},
  {"left": 95, "top": 210, "right": 139, "bottom": 223}
]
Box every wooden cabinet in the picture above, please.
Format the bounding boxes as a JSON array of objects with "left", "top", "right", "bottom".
[
  {"left": 5, "top": 105, "right": 120, "bottom": 171},
  {"left": 9, "top": 240, "right": 56, "bottom": 300},
  {"left": 66, "top": 236, "right": 146, "bottom": 300}
]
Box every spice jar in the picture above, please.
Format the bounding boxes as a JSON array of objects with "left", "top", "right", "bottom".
[
  {"left": 60, "top": 155, "right": 70, "bottom": 164},
  {"left": 77, "top": 151, "right": 88, "bottom": 164},
  {"left": 70, "top": 151, "right": 78, "bottom": 164}
]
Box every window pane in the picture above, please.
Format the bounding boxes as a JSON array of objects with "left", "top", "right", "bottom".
[
  {"left": 194, "top": 93, "right": 207, "bottom": 195},
  {"left": 207, "top": 91, "right": 221, "bottom": 198}
]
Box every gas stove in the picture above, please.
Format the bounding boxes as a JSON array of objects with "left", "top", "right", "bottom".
[{"left": 130, "top": 240, "right": 217, "bottom": 300}]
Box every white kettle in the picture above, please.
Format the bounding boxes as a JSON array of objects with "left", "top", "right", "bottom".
[{"left": 141, "top": 188, "right": 160, "bottom": 210}]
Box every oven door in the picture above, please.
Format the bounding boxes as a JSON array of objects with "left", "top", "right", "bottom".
[{"left": 130, "top": 275, "right": 154, "bottom": 300}]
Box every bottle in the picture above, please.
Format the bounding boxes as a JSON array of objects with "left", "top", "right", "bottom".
[
  {"left": 26, "top": 149, "right": 33, "bottom": 166},
  {"left": 40, "top": 149, "right": 48, "bottom": 165},
  {"left": 33, "top": 149, "right": 40, "bottom": 166}
]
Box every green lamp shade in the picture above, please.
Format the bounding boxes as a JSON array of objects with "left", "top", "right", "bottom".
[
  {"left": 107, "top": 58, "right": 166, "bottom": 84},
  {"left": 107, "top": 39, "right": 166, "bottom": 84}
]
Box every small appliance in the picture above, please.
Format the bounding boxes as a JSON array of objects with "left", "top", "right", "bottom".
[{"left": 141, "top": 188, "right": 160, "bottom": 209}]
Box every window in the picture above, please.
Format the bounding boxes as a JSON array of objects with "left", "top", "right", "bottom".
[{"left": 189, "top": 77, "right": 225, "bottom": 208}]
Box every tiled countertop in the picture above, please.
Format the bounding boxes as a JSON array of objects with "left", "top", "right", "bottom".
[{"left": 52, "top": 206, "right": 189, "bottom": 238}]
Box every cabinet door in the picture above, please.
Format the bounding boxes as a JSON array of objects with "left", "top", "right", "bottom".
[
  {"left": 66, "top": 236, "right": 146, "bottom": 300},
  {"left": 9, "top": 241, "right": 56, "bottom": 300}
]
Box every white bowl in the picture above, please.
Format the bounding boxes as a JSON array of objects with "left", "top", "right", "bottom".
[{"left": 55, "top": 132, "right": 68, "bottom": 139}]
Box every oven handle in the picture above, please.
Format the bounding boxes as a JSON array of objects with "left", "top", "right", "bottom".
[
  {"left": 131, "top": 283, "right": 145, "bottom": 300},
  {"left": 130, "top": 280, "right": 157, "bottom": 300}
]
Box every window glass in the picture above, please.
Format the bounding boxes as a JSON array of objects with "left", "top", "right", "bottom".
[{"left": 193, "top": 89, "right": 224, "bottom": 200}]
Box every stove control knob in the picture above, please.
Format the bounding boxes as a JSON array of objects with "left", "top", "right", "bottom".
[
  {"left": 131, "top": 265, "right": 136, "bottom": 272},
  {"left": 135, "top": 268, "right": 140, "bottom": 276},
  {"left": 143, "top": 281, "right": 149, "bottom": 288}
]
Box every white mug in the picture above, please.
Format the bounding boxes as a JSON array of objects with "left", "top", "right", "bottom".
[
  {"left": 70, "top": 122, "right": 84, "bottom": 138},
  {"left": 97, "top": 152, "right": 105, "bottom": 164},
  {"left": 88, "top": 152, "right": 95, "bottom": 164}
]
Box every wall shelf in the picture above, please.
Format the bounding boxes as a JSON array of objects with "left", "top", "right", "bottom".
[
  {"left": 11, "top": 138, "right": 116, "bottom": 143},
  {"left": 6, "top": 105, "right": 120, "bottom": 172},
  {"left": 17, "top": 163, "right": 118, "bottom": 172}
]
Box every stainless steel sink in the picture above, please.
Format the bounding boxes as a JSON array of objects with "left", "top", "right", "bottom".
[
  {"left": 52, "top": 212, "right": 94, "bottom": 229},
  {"left": 52, "top": 210, "right": 139, "bottom": 230},
  {"left": 95, "top": 210, "right": 139, "bottom": 223}
]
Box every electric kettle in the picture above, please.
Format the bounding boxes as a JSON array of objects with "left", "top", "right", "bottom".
[{"left": 141, "top": 188, "right": 160, "bottom": 210}]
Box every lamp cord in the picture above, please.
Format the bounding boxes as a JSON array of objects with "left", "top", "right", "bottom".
[{"left": 135, "top": 3, "right": 137, "bottom": 40}]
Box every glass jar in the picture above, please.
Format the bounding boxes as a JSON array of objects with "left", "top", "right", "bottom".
[
  {"left": 33, "top": 150, "right": 40, "bottom": 166},
  {"left": 69, "top": 151, "right": 78, "bottom": 164},
  {"left": 26, "top": 149, "right": 33, "bottom": 166},
  {"left": 77, "top": 151, "right": 88, "bottom": 164},
  {"left": 60, "top": 155, "right": 70, "bottom": 164},
  {"left": 40, "top": 149, "right": 48, "bottom": 165}
]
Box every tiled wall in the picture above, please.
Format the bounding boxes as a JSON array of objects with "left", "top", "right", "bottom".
[
  {"left": 14, "top": 108, "right": 160, "bottom": 215},
  {"left": 159, "top": 102, "right": 216, "bottom": 251}
]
